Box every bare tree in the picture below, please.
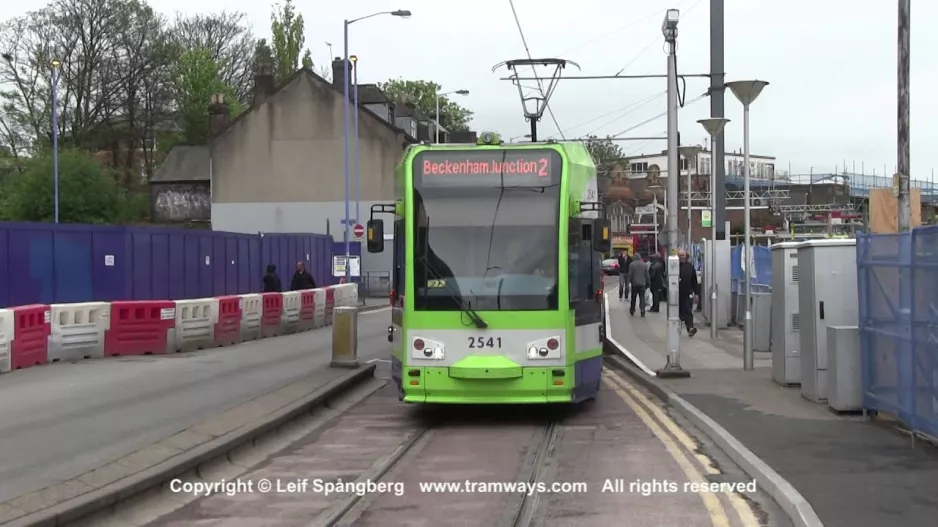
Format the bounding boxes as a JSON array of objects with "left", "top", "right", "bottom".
[{"left": 172, "top": 11, "right": 255, "bottom": 104}]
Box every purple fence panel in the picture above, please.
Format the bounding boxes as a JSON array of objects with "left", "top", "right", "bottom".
[
  {"left": 212, "top": 236, "right": 225, "bottom": 296},
  {"left": 0, "top": 227, "right": 9, "bottom": 307},
  {"left": 13, "top": 226, "right": 54, "bottom": 305},
  {"left": 53, "top": 228, "right": 94, "bottom": 303},
  {"left": 167, "top": 234, "right": 185, "bottom": 300},
  {"left": 91, "top": 227, "right": 129, "bottom": 302},
  {"left": 150, "top": 232, "right": 171, "bottom": 300},
  {"left": 129, "top": 231, "right": 152, "bottom": 300},
  {"left": 222, "top": 236, "right": 235, "bottom": 295},
  {"left": 183, "top": 234, "right": 201, "bottom": 299},
  {"left": 0, "top": 222, "right": 336, "bottom": 307},
  {"left": 197, "top": 234, "right": 213, "bottom": 298}
]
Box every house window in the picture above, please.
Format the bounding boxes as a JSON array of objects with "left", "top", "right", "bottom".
[{"left": 629, "top": 162, "right": 648, "bottom": 174}]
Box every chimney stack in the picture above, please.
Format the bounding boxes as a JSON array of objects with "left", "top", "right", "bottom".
[
  {"left": 331, "top": 57, "right": 353, "bottom": 95},
  {"left": 253, "top": 63, "right": 275, "bottom": 106},
  {"left": 208, "top": 93, "right": 231, "bottom": 136}
]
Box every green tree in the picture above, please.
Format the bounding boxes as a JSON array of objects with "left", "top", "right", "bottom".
[
  {"left": 0, "top": 149, "right": 134, "bottom": 223},
  {"left": 172, "top": 48, "right": 242, "bottom": 144},
  {"left": 584, "top": 135, "right": 625, "bottom": 178},
  {"left": 377, "top": 79, "right": 474, "bottom": 132},
  {"left": 270, "top": 0, "right": 311, "bottom": 83}
]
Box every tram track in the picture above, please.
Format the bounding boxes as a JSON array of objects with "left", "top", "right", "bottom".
[
  {"left": 507, "top": 422, "right": 562, "bottom": 527},
  {"left": 319, "top": 425, "right": 433, "bottom": 527}
]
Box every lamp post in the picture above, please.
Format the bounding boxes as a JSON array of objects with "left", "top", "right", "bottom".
[
  {"left": 698, "top": 117, "right": 730, "bottom": 339},
  {"left": 678, "top": 145, "right": 702, "bottom": 246},
  {"left": 726, "top": 80, "right": 768, "bottom": 371},
  {"left": 435, "top": 89, "right": 469, "bottom": 143},
  {"left": 350, "top": 55, "right": 360, "bottom": 229},
  {"left": 52, "top": 59, "right": 60, "bottom": 223},
  {"left": 343, "top": 9, "right": 411, "bottom": 280},
  {"left": 658, "top": 8, "right": 688, "bottom": 378}
]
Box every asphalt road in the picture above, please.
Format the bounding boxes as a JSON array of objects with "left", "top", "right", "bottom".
[{"left": 0, "top": 307, "right": 392, "bottom": 503}]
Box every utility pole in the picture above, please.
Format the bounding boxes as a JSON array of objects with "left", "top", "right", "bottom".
[
  {"left": 897, "top": 0, "right": 911, "bottom": 231},
  {"left": 710, "top": 0, "right": 726, "bottom": 240},
  {"left": 658, "top": 9, "right": 689, "bottom": 378}
]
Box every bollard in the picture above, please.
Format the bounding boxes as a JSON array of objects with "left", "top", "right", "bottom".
[{"left": 331, "top": 306, "right": 359, "bottom": 368}]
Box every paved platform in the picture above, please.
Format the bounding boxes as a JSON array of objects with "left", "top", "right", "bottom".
[
  {"left": 607, "top": 290, "right": 938, "bottom": 527},
  {"left": 606, "top": 284, "right": 770, "bottom": 373}
]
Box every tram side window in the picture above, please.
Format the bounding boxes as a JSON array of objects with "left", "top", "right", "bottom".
[
  {"left": 567, "top": 221, "right": 593, "bottom": 303},
  {"left": 392, "top": 219, "right": 404, "bottom": 302}
]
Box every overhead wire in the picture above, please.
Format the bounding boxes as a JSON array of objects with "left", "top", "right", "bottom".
[
  {"left": 545, "top": 91, "right": 665, "bottom": 139},
  {"left": 507, "top": 0, "right": 565, "bottom": 139},
  {"left": 510, "top": 0, "right": 694, "bottom": 77},
  {"left": 612, "top": 91, "right": 709, "bottom": 138}
]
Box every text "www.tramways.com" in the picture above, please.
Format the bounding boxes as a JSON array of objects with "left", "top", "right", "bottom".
[{"left": 419, "top": 480, "right": 588, "bottom": 495}]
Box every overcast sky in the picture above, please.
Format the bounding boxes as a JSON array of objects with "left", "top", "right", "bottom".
[{"left": 4, "top": 0, "right": 937, "bottom": 181}]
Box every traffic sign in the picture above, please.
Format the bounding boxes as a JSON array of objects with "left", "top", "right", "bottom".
[{"left": 353, "top": 224, "right": 364, "bottom": 238}]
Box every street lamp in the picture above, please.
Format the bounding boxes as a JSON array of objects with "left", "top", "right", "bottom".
[
  {"left": 342, "top": 9, "right": 411, "bottom": 281},
  {"left": 51, "top": 58, "right": 61, "bottom": 223},
  {"left": 659, "top": 7, "right": 688, "bottom": 378},
  {"left": 698, "top": 117, "right": 730, "bottom": 340},
  {"left": 2, "top": 53, "right": 61, "bottom": 223},
  {"left": 350, "top": 55, "right": 360, "bottom": 234},
  {"left": 678, "top": 145, "right": 702, "bottom": 246},
  {"left": 435, "top": 89, "right": 469, "bottom": 143},
  {"left": 725, "top": 79, "right": 768, "bottom": 371}
]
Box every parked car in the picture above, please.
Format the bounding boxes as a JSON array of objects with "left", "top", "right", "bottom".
[{"left": 601, "top": 258, "right": 620, "bottom": 275}]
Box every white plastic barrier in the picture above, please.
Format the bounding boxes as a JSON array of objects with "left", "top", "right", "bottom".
[
  {"left": 312, "top": 289, "right": 326, "bottom": 328},
  {"left": 239, "top": 294, "right": 263, "bottom": 341},
  {"left": 281, "top": 291, "right": 302, "bottom": 334},
  {"left": 0, "top": 309, "right": 12, "bottom": 373},
  {"left": 49, "top": 302, "right": 110, "bottom": 362},
  {"left": 174, "top": 298, "right": 219, "bottom": 352}
]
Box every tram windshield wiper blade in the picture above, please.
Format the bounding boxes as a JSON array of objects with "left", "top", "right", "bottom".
[{"left": 418, "top": 255, "right": 488, "bottom": 329}]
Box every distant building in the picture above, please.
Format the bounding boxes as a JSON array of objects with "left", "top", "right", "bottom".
[
  {"left": 624, "top": 148, "right": 776, "bottom": 181},
  {"left": 149, "top": 145, "right": 210, "bottom": 224}
]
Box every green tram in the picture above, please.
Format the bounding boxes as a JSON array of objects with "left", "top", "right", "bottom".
[{"left": 366, "top": 132, "right": 611, "bottom": 404}]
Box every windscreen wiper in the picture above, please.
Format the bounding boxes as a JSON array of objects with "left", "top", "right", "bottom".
[{"left": 418, "top": 255, "right": 488, "bottom": 329}]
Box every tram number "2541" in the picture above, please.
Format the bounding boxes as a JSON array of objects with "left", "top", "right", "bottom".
[{"left": 468, "top": 337, "right": 502, "bottom": 349}]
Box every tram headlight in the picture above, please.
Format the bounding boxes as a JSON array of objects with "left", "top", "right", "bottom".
[
  {"left": 526, "top": 335, "right": 563, "bottom": 360},
  {"left": 412, "top": 336, "right": 445, "bottom": 360}
]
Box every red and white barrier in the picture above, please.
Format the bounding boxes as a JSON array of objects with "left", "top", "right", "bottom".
[{"left": 0, "top": 284, "right": 360, "bottom": 376}]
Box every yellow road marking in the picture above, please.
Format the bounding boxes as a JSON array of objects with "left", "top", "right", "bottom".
[
  {"left": 602, "top": 376, "right": 731, "bottom": 527},
  {"left": 604, "top": 367, "right": 761, "bottom": 527},
  {"left": 605, "top": 368, "right": 719, "bottom": 474}
]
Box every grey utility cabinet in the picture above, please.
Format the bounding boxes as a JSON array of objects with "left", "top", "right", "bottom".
[
  {"left": 797, "top": 238, "right": 859, "bottom": 403},
  {"left": 770, "top": 241, "right": 801, "bottom": 386},
  {"left": 827, "top": 325, "right": 862, "bottom": 412}
]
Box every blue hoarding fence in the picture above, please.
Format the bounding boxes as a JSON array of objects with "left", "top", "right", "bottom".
[
  {"left": 0, "top": 222, "right": 358, "bottom": 308},
  {"left": 858, "top": 226, "right": 938, "bottom": 438},
  {"left": 730, "top": 245, "right": 772, "bottom": 293}
]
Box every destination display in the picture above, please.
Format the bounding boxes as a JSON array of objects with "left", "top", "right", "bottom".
[{"left": 414, "top": 149, "right": 561, "bottom": 186}]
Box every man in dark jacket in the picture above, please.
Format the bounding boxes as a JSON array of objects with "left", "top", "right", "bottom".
[
  {"left": 617, "top": 252, "right": 631, "bottom": 300},
  {"left": 290, "top": 261, "right": 317, "bottom": 290},
  {"left": 677, "top": 249, "right": 698, "bottom": 336},
  {"left": 648, "top": 254, "right": 665, "bottom": 312},
  {"left": 627, "top": 252, "right": 650, "bottom": 317},
  {"left": 262, "top": 264, "right": 281, "bottom": 292}
]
